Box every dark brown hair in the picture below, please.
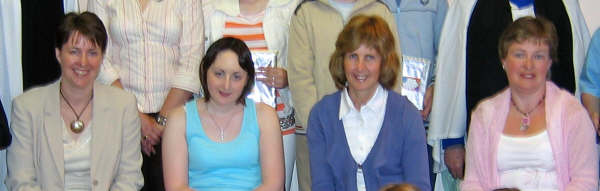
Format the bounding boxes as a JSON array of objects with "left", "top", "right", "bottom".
[
  {"left": 55, "top": 12, "right": 107, "bottom": 52},
  {"left": 329, "top": 14, "right": 400, "bottom": 90},
  {"left": 200, "top": 37, "right": 255, "bottom": 105}
]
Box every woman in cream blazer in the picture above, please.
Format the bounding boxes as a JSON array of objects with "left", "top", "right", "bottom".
[{"left": 5, "top": 12, "right": 143, "bottom": 190}]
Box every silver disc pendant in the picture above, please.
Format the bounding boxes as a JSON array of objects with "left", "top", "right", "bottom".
[{"left": 71, "top": 120, "right": 85, "bottom": 134}]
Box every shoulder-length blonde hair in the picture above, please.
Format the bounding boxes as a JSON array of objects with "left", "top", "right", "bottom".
[{"left": 329, "top": 14, "right": 400, "bottom": 90}]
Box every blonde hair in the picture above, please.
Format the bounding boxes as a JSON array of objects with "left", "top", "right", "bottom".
[{"left": 329, "top": 14, "right": 400, "bottom": 90}]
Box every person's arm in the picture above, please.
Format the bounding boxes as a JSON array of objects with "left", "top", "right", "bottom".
[
  {"left": 161, "top": 0, "right": 204, "bottom": 115},
  {"left": 400, "top": 105, "right": 431, "bottom": 191},
  {"left": 162, "top": 106, "right": 194, "bottom": 191},
  {"left": 306, "top": 104, "right": 335, "bottom": 191},
  {"left": 5, "top": 97, "right": 42, "bottom": 191},
  {"left": 287, "top": 7, "right": 317, "bottom": 129},
  {"left": 581, "top": 93, "right": 599, "bottom": 129},
  {"left": 254, "top": 103, "right": 285, "bottom": 191},
  {"left": 564, "top": 105, "right": 598, "bottom": 191},
  {"left": 110, "top": 94, "right": 144, "bottom": 190},
  {"left": 460, "top": 109, "right": 484, "bottom": 191},
  {"left": 580, "top": 31, "right": 600, "bottom": 130}
]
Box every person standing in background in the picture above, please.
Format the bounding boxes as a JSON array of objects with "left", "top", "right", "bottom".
[
  {"left": 580, "top": 29, "right": 600, "bottom": 131},
  {"left": 88, "top": 0, "right": 204, "bottom": 190}
]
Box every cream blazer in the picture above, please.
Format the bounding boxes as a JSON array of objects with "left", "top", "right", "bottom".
[{"left": 6, "top": 80, "right": 143, "bottom": 191}]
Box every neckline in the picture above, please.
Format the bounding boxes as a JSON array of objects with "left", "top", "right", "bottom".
[{"left": 195, "top": 99, "right": 248, "bottom": 144}]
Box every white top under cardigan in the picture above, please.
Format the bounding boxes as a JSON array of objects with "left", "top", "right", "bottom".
[
  {"left": 497, "top": 131, "right": 558, "bottom": 190},
  {"left": 339, "top": 84, "right": 388, "bottom": 191}
]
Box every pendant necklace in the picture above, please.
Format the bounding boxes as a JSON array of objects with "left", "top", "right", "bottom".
[
  {"left": 510, "top": 93, "right": 545, "bottom": 131},
  {"left": 206, "top": 104, "right": 236, "bottom": 142},
  {"left": 60, "top": 87, "right": 93, "bottom": 134}
]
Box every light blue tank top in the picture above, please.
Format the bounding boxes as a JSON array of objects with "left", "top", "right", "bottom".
[{"left": 186, "top": 99, "right": 262, "bottom": 191}]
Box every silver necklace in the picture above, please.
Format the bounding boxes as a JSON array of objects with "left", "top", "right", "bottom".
[
  {"left": 60, "top": 87, "right": 93, "bottom": 134},
  {"left": 510, "top": 94, "right": 544, "bottom": 131},
  {"left": 206, "top": 104, "right": 236, "bottom": 142}
]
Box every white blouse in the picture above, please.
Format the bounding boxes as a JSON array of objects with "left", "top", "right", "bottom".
[
  {"left": 63, "top": 120, "right": 92, "bottom": 191},
  {"left": 89, "top": 0, "right": 203, "bottom": 113},
  {"left": 339, "top": 84, "right": 387, "bottom": 191},
  {"left": 497, "top": 131, "right": 558, "bottom": 191}
]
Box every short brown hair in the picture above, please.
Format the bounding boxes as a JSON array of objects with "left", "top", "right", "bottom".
[
  {"left": 329, "top": 15, "right": 400, "bottom": 90},
  {"left": 379, "top": 183, "right": 421, "bottom": 191},
  {"left": 498, "top": 16, "right": 558, "bottom": 62},
  {"left": 55, "top": 12, "right": 108, "bottom": 52}
]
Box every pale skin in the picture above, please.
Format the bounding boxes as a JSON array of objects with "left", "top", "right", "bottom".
[{"left": 163, "top": 50, "right": 284, "bottom": 190}]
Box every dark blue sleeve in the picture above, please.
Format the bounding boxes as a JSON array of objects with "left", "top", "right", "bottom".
[
  {"left": 307, "top": 103, "right": 335, "bottom": 191},
  {"left": 442, "top": 137, "right": 465, "bottom": 149},
  {"left": 401, "top": 103, "right": 431, "bottom": 191}
]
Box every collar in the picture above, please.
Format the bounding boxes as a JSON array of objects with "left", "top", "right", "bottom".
[
  {"left": 214, "top": 0, "right": 293, "bottom": 16},
  {"left": 510, "top": 0, "right": 533, "bottom": 9},
  {"left": 317, "top": 0, "right": 380, "bottom": 13},
  {"left": 339, "top": 84, "right": 387, "bottom": 120}
]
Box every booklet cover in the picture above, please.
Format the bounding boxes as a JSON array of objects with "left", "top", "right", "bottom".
[
  {"left": 401, "top": 56, "right": 431, "bottom": 110},
  {"left": 248, "top": 51, "right": 277, "bottom": 108}
]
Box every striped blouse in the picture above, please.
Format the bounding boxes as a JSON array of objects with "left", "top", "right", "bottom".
[{"left": 89, "top": 0, "right": 204, "bottom": 113}]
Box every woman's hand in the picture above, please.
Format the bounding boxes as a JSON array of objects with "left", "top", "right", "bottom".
[
  {"left": 140, "top": 112, "right": 163, "bottom": 156},
  {"left": 257, "top": 67, "right": 288, "bottom": 89},
  {"left": 421, "top": 85, "right": 434, "bottom": 119}
]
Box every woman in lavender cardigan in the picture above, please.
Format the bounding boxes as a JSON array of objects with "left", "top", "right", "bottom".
[{"left": 306, "top": 15, "right": 430, "bottom": 191}]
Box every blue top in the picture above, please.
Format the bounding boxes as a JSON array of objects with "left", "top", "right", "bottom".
[
  {"left": 381, "top": 0, "right": 448, "bottom": 86},
  {"left": 580, "top": 28, "right": 600, "bottom": 98},
  {"left": 307, "top": 91, "right": 431, "bottom": 191},
  {"left": 185, "top": 99, "right": 262, "bottom": 191}
]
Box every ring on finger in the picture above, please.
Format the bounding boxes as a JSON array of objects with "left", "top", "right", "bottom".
[{"left": 143, "top": 135, "right": 148, "bottom": 140}]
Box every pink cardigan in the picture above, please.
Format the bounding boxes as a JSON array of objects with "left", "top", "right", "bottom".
[{"left": 461, "top": 82, "right": 598, "bottom": 191}]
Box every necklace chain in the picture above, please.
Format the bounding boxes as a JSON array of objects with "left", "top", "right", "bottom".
[
  {"left": 60, "top": 85, "right": 93, "bottom": 133},
  {"left": 510, "top": 93, "right": 545, "bottom": 131},
  {"left": 206, "top": 104, "right": 238, "bottom": 142}
]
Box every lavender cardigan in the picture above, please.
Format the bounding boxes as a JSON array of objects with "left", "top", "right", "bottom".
[
  {"left": 307, "top": 90, "right": 430, "bottom": 191},
  {"left": 462, "top": 82, "right": 598, "bottom": 190}
]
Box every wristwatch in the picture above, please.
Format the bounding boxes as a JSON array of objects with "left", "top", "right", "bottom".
[{"left": 155, "top": 114, "right": 168, "bottom": 126}]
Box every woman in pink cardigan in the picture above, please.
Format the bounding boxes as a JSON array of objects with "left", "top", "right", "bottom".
[{"left": 461, "top": 16, "right": 598, "bottom": 191}]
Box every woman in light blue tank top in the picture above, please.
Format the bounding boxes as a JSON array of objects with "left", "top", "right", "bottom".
[{"left": 161, "top": 37, "right": 285, "bottom": 191}]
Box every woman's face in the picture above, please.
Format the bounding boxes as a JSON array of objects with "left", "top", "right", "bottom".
[
  {"left": 344, "top": 44, "right": 382, "bottom": 96},
  {"left": 56, "top": 32, "right": 103, "bottom": 91},
  {"left": 206, "top": 50, "right": 248, "bottom": 105},
  {"left": 502, "top": 40, "right": 552, "bottom": 93}
]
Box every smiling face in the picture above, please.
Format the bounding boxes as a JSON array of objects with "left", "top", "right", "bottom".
[
  {"left": 502, "top": 40, "right": 552, "bottom": 94},
  {"left": 344, "top": 44, "right": 382, "bottom": 97},
  {"left": 56, "top": 32, "right": 103, "bottom": 91},
  {"left": 206, "top": 50, "right": 249, "bottom": 106}
]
